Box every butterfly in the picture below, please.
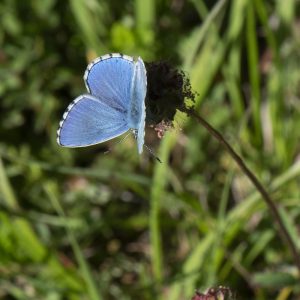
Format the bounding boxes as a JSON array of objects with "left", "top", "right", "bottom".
[{"left": 57, "top": 53, "right": 146, "bottom": 154}]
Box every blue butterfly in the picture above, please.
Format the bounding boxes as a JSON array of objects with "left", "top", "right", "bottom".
[{"left": 57, "top": 53, "right": 146, "bottom": 154}]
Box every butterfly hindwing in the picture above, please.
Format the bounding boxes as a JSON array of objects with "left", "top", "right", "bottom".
[
  {"left": 129, "top": 57, "right": 147, "bottom": 153},
  {"left": 57, "top": 94, "right": 129, "bottom": 147}
]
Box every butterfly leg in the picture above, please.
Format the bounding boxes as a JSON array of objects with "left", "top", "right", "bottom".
[{"left": 104, "top": 131, "right": 132, "bottom": 154}]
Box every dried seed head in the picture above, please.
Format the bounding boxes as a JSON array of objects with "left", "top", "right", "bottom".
[{"left": 145, "top": 60, "right": 195, "bottom": 127}]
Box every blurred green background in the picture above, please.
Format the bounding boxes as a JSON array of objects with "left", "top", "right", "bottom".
[{"left": 1, "top": 0, "right": 300, "bottom": 299}]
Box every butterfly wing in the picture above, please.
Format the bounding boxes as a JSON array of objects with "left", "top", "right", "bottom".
[
  {"left": 57, "top": 94, "right": 129, "bottom": 147},
  {"left": 84, "top": 53, "right": 135, "bottom": 112},
  {"left": 128, "top": 57, "right": 147, "bottom": 153}
]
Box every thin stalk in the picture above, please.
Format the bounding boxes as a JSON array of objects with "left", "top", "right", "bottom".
[{"left": 184, "top": 107, "right": 300, "bottom": 274}]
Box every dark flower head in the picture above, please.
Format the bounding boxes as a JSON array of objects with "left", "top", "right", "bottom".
[{"left": 145, "top": 60, "right": 195, "bottom": 127}]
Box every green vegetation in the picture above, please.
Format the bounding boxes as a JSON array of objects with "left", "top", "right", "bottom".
[{"left": 1, "top": 0, "right": 300, "bottom": 299}]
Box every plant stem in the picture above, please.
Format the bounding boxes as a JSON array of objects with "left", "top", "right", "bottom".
[{"left": 184, "top": 107, "right": 300, "bottom": 274}]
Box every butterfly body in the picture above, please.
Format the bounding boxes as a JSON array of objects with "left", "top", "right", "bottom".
[{"left": 57, "top": 53, "right": 146, "bottom": 153}]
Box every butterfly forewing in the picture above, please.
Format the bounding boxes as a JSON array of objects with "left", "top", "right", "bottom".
[{"left": 84, "top": 53, "right": 135, "bottom": 113}]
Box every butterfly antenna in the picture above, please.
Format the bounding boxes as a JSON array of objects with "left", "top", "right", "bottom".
[
  {"left": 104, "top": 132, "right": 131, "bottom": 154},
  {"left": 143, "top": 144, "right": 162, "bottom": 163}
]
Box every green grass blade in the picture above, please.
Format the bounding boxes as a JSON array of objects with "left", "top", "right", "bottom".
[
  {"left": 135, "top": 0, "right": 155, "bottom": 33},
  {"left": 0, "top": 157, "right": 18, "bottom": 209},
  {"left": 44, "top": 182, "right": 103, "bottom": 300},
  {"left": 183, "top": 0, "right": 228, "bottom": 71},
  {"left": 168, "top": 234, "right": 215, "bottom": 300},
  {"left": 246, "top": 0, "right": 262, "bottom": 146},
  {"left": 149, "top": 131, "right": 177, "bottom": 286},
  {"left": 69, "top": 0, "right": 106, "bottom": 54},
  {"left": 0, "top": 148, "right": 150, "bottom": 186}
]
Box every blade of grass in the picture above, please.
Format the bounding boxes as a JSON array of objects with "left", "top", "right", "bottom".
[
  {"left": 223, "top": 40, "right": 244, "bottom": 117},
  {"left": 224, "top": 243, "right": 257, "bottom": 290},
  {"left": 275, "top": 0, "right": 296, "bottom": 25},
  {"left": 69, "top": 0, "right": 106, "bottom": 54},
  {"left": 205, "top": 170, "right": 234, "bottom": 286},
  {"left": 244, "top": 230, "right": 274, "bottom": 266},
  {"left": 135, "top": 0, "right": 155, "bottom": 34},
  {"left": 184, "top": 0, "right": 228, "bottom": 71},
  {"left": 0, "top": 156, "right": 46, "bottom": 260},
  {"left": 276, "top": 287, "right": 293, "bottom": 300},
  {"left": 228, "top": 160, "right": 300, "bottom": 224},
  {"left": 278, "top": 206, "right": 300, "bottom": 250},
  {"left": 0, "top": 203, "right": 83, "bottom": 228},
  {"left": 44, "top": 182, "right": 103, "bottom": 300},
  {"left": 254, "top": 0, "right": 278, "bottom": 61},
  {"left": 226, "top": 0, "right": 249, "bottom": 43},
  {"left": 0, "top": 157, "right": 18, "bottom": 209},
  {"left": 254, "top": 0, "right": 288, "bottom": 165},
  {"left": 246, "top": 0, "right": 262, "bottom": 146},
  {"left": 168, "top": 234, "right": 215, "bottom": 300},
  {"left": 149, "top": 131, "right": 177, "bottom": 288},
  {"left": 189, "top": 34, "right": 226, "bottom": 105},
  {"left": 195, "top": 0, "right": 245, "bottom": 119},
  {"left": 0, "top": 148, "right": 150, "bottom": 186}
]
